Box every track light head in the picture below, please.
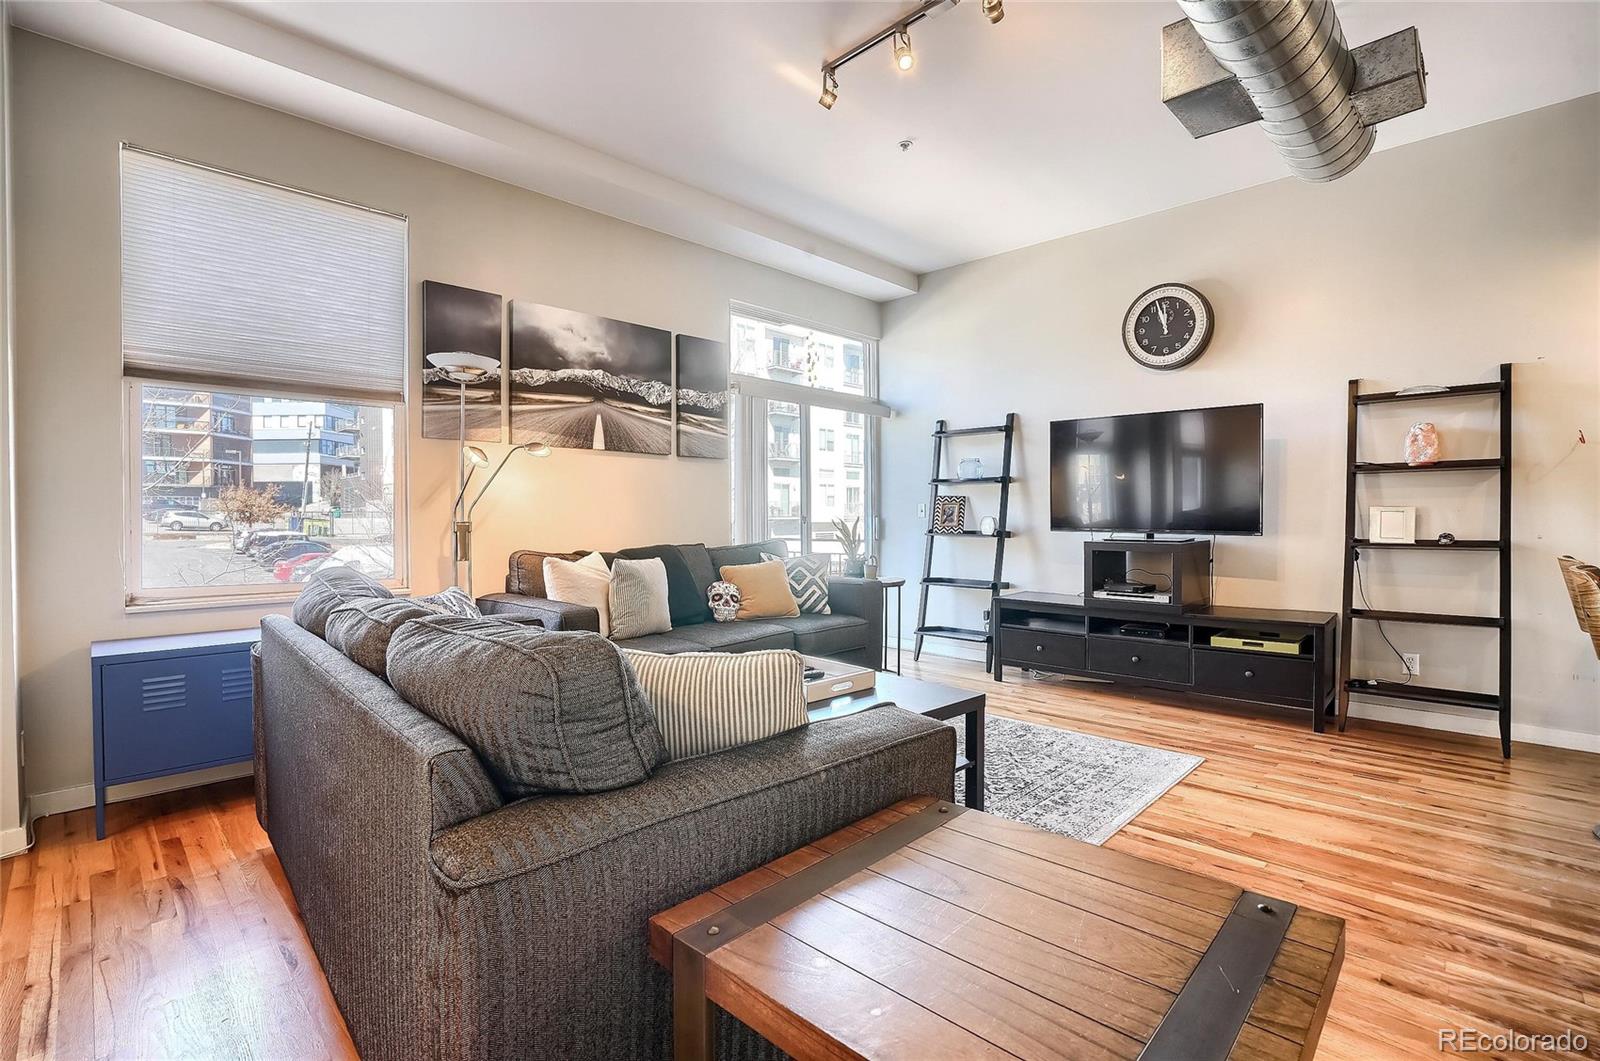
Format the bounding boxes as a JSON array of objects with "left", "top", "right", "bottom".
[
  {"left": 981, "top": 0, "right": 1004, "bottom": 24},
  {"left": 818, "top": 68, "right": 839, "bottom": 109},
  {"left": 893, "top": 29, "right": 915, "bottom": 71}
]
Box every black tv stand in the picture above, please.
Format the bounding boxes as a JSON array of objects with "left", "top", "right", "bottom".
[{"left": 992, "top": 591, "right": 1339, "bottom": 732}]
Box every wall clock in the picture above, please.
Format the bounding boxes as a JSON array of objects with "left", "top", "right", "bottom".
[{"left": 1122, "top": 283, "right": 1214, "bottom": 370}]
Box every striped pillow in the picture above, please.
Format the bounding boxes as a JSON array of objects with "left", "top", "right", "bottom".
[{"left": 621, "top": 649, "right": 809, "bottom": 761}]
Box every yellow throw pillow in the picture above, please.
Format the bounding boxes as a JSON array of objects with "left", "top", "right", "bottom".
[{"left": 719, "top": 560, "right": 800, "bottom": 620}]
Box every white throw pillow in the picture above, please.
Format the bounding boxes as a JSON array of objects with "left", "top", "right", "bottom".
[
  {"left": 621, "top": 648, "right": 809, "bottom": 761},
  {"left": 543, "top": 551, "right": 613, "bottom": 636},
  {"left": 609, "top": 557, "right": 673, "bottom": 640}
]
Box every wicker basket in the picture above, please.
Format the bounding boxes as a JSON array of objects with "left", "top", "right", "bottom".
[{"left": 1557, "top": 555, "right": 1600, "bottom": 660}]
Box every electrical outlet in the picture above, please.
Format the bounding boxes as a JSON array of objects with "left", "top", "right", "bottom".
[
  {"left": 1401, "top": 653, "right": 1421, "bottom": 678},
  {"left": 917, "top": 503, "right": 927, "bottom": 518}
]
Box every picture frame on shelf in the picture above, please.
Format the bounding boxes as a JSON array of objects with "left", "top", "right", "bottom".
[{"left": 932, "top": 495, "right": 969, "bottom": 534}]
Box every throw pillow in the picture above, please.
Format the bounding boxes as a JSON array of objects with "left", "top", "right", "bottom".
[
  {"left": 387, "top": 616, "right": 666, "bottom": 797},
  {"left": 609, "top": 557, "right": 673, "bottom": 640},
  {"left": 292, "top": 565, "right": 394, "bottom": 638},
  {"left": 707, "top": 580, "right": 741, "bottom": 623},
  {"left": 761, "top": 551, "right": 832, "bottom": 614},
  {"left": 621, "top": 648, "right": 808, "bottom": 761},
  {"left": 615, "top": 545, "right": 714, "bottom": 626},
  {"left": 718, "top": 560, "right": 800, "bottom": 620},
  {"left": 414, "top": 586, "right": 483, "bottom": 618},
  {"left": 543, "top": 551, "right": 613, "bottom": 636},
  {"left": 324, "top": 598, "right": 434, "bottom": 678}
]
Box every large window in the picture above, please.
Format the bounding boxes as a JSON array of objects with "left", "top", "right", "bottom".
[
  {"left": 731, "top": 307, "right": 887, "bottom": 567},
  {"left": 120, "top": 147, "right": 408, "bottom": 606}
]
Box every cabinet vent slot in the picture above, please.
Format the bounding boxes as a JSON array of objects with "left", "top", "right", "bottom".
[
  {"left": 220, "top": 666, "right": 252, "bottom": 703},
  {"left": 140, "top": 674, "right": 187, "bottom": 712}
]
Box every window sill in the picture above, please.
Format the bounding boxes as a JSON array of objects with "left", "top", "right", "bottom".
[{"left": 125, "top": 585, "right": 412, "bottom": 615}]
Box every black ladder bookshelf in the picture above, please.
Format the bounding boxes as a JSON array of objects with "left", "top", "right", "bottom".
[
  {"left": 914, "top": 414, "right": 1017, "bottom": 671},
  {"left": 1337, "top": 364, "right": 1513, "bottom": 757}
]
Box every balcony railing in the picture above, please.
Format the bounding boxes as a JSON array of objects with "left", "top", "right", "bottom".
[{"left": 768, "top": 441, "right": 799, "bottom": 460}]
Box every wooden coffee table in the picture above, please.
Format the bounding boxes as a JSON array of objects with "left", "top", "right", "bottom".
[
  {"left": 651, "top": 797, "right": 1344, "bottom": 1061},
  {"left": 807, "top": 672, "right": 986, "bottom": 809}
]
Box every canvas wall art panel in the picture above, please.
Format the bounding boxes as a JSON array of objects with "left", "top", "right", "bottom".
[
  {"left": 674, "top": 334, "right": 731, "bottom": 459},
  {"left": 422, "top": 281, "right": 503, "bottom": 441},
  {"left": 509, "top": 301, "right": 672, "bottom": 455}
]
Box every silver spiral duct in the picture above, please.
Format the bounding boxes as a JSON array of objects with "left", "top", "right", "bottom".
[{"left": 1176, "top": 0, "right": 1374, "bottom": 182}]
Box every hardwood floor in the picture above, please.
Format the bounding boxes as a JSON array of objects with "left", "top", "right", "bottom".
[{"left": 2, "top": 655, "right": 1596, "bottom": 1059}]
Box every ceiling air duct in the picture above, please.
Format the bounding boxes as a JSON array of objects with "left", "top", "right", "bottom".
[{"left": 1162, "top": 0, "right": 1426, "bottom": 182}]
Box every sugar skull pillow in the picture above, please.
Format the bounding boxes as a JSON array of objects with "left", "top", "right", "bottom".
[{"left": 707, "top": 580, "right": 741, "bottom": 623}]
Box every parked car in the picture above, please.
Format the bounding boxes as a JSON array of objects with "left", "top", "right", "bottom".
[
  {"left": 243, "top": 530, "right": 307, "bottom": 556},
  {"left": 295, "top": 545, "right": 395, "bottom": 582},
  {"left": 145, "top": 503, "right": 200, "bottom": 523},
  {"left": 273, "top": 550, "right": 331, "bottom": 582},
  {"left": 260, "top": 540, "right": 331, "bottom": 568},
  {"left": 160, "top": 511, "right": 228, "bottom": 532}
]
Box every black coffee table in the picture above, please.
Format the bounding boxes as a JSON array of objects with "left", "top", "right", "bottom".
[{"left": 808, "top": 672, "right": 985, "bottom": 810}]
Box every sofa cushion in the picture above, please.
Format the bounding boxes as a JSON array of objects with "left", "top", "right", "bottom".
[
  {"left": 291, "top": 565, "right": 394, "bottom": 638},
  {"left": 719, "top": 560, "right": 800, "bottom": 620},
  {"left": 675, "top": 544, "right": 721, "bottom": 611},
  {"left": 707, "top": 537, "right": 788, "bottom": 571},
  {"left": 611, "top": 631, "right": 707, "bottom": 654},
  {"left": 615, "top": 545, "right": 714, "bottom": 627},
  {"left": 668, "top": 620, "right": 797, "bottom": 652},
  {"left": 386, "top": 616, "right": 666, "bottom": 798},
  {"left": 544, "top": 552, "right": 613, "bottom": 637},
  {"left": 414, "top": 585, "right": 483, "bottom": 618},
  {"left": 608, "top": 557, "right": 673, "bottom": 640},
  {"left": 507, "top": 549, "right": 583, "bottom": 596},
  {"left": 769, "top": 613, "right": 871, "bottom": 658},
  {"left": 622, "top": 649, "right": 809, "bottom": 761},
  {"left": 323, "top": 598, "right": 436, "bottom": 678}
]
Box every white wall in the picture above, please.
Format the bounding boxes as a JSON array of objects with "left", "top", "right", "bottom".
[
  {"left": 881, "top": 95, "right": 1600, "bottom": 750},
  {"left": 8, "top": 32, "right": 880, "bottom": 810}
]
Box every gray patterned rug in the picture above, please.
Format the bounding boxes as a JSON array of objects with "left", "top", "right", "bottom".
[{"left": 949, "top": 715, "right": 1202, "bottom": 845}]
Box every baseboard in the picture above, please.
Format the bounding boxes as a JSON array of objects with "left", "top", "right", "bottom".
[
  {"left": 0, "top": 823, "right": 30, "bottom": 858},
  {"left": 28, "top": 762, "right": 255, "bottom": 821},
  {"left": 1346, "top": 702, "right": 1600, "bottom": 754},
  {"left": 899, "top": 637, "right": 1600, "bottom": 753}
]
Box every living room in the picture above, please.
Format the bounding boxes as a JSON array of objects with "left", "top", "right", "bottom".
[{"left": 0, "top": 2, "right": 1596, "bottom": 1059}]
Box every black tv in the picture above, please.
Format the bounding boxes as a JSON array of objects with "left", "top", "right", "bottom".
[{"left": 1049, "top": 403, "right": 1263, "bottom": 535}]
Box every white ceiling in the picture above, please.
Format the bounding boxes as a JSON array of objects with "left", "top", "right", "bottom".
[{"left": 14, "top": 1, "right": 1599, "bottom": 298}]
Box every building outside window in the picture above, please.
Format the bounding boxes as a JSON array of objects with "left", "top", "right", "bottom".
[
  {"left": 730, "top": 306, "right": 886, "bottom": 567},
  {"left": 120, "top": 147, "right": 407, "bottom": 605}
]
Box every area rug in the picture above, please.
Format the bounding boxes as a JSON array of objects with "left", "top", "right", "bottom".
[{"left": 949, "top": 715, "right": 1202, "bottom": 845}]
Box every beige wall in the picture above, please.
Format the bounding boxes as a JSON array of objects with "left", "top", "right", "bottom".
[
  {"left": 881, "top": 95, "right": 1600, "bottom": 749},
  {"left": 9, "top": 32, "right": 880, "bottom": 807}
]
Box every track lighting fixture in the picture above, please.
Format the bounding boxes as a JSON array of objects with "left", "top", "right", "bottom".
[
  {"left": 816, "top": 0, "right": 1001, "bottom": 110},
  {"left": 892, "top": 29, "right": 915, "bottom": 71}
]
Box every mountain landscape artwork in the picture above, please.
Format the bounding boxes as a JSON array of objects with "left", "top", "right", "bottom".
[
  {"left": 509, "top": 301, "right": 672, "bottom": 454},
  {"left": 421, "top": 281, "right": 503, "bottom": 441},
  {"left": 675, "top": 334, "right": 730, "bottom": 459}
]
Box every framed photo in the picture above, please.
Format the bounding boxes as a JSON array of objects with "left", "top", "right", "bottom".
[
  {"left": 674, "top": 334, "right": 730, "bottom": 459},
  {"left": 1368, "top": 505, "right": 1417, "bottom": 544},
  {"left": 422, "top": 282, "right": 504, "bottom": 442},
  {"left": 932, "top": 495, "right": 969, "bottom": 534}
]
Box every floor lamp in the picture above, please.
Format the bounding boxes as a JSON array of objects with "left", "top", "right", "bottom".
[
  {"left": 460, "top": 442, "right": 551, "bottom": 595},
  {"left": 427, "top": 350, "right": 499, "bottom": 589}
]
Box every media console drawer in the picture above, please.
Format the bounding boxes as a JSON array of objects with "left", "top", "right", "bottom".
[
  {"left": 1193, "top": 648, "right": 1314, "bottom": 705},
  {"left": 1087, "top": 636, "right": 1191, "bottom": 684},
  {"left": 999, "top": 626, "right": 1085, "bottom": 671}
]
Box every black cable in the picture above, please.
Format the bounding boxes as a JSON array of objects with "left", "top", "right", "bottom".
[
  {"left": 1354, "top": 551, "right": 1414, "bottom": 685},
  {"left": 1123, "top": 567, "right": 1173, "bottom": 590}
]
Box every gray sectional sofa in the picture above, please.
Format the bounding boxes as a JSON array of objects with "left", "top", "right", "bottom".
[
  {"left": 255, "top": 607, "right": 953, "bottom": 1059},
  {"left": 477, "top": 537, "right": 885, "bottom": 669}
]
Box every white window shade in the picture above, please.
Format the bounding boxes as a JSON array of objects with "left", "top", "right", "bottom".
[{"left": 120, "top": 146, "right": 408, "bottom": 403}]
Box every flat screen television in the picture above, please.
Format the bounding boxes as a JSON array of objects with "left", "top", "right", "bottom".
[{"left": 1049, "top": 403, "right": 1263, "bottom": 535}]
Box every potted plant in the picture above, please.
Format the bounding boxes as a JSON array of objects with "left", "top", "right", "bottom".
[{"left": 832, "top": 516, "right": 866, "bottom": 578}]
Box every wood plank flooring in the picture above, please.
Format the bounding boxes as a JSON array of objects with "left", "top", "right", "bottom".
[{"left": 2, "top": 654, "right": 1597, "bottom": 1059}]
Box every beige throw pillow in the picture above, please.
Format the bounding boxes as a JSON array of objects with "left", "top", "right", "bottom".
[
  {"left": 621, "top": 648, "right": 808, "bottom": 761},
  {"left": 718, "top": 560, "right": 800, "bottom": 620},
  {"left": 544, "top": 551, "right": 613, "bottom": 636},
  {"left": 609, "top": 557, "right": 673, "bottom": 640}
]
